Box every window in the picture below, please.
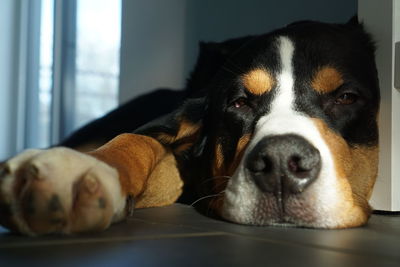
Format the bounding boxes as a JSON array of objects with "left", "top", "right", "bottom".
[
  {"left": 75, "top": 0, "right": 121, "bottom": 129},
  {"left": 38, "top": 0, "right": 54, "bottom": 148},
  {"left": 34, "top": 0, "right": 121, "bottom": 148}
]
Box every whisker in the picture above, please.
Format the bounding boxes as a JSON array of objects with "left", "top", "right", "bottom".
[
  {"left": 190, "top": 192, "right": 224, "bottom": 207},
  {"left": 224, "top": 59, "right": 245, "bottom": 73},
  {"left": 199, "top": 176, "right": 231, "bottom": 193},
  {"left": 206, "top": 190, "right": 226, "bottom": 216},
  {"left": 221, "top": 65, "right": 240, "bottom": 76},
  {"left": 200, "top": 176, "right": 231, "bottom": 186}
]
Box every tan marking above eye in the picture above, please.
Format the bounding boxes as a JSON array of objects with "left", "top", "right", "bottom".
[
  {"left": 311, "top": 66, "right": 344, "bottom": 94},
  {"left": 242, "top": 68, "right": 275, "bottom": 95}
]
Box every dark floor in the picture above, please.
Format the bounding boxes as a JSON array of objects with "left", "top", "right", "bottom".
[{"left": 1, "top": 204, "right": 400, "bottom": 267}]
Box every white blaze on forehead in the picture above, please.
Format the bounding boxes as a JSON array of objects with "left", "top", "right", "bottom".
[
  {"left": 222, "top": 36, "right": 343, "bottom": 226},
  {"left": 273, "top": 36, "right": 295, "bottom": 112},
  {"left": 247, "top": 36, "right": 297, "bottom": 152}
]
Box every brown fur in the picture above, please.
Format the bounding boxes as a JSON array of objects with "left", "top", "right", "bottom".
[
  {"left": 73, "top": 141, "right": 107, "bottom": 152},
  {"left": 209, "top": 135, "right": 251, "bottom": 216},
  {"left": 212, "top": 143, "right": 225, "bottom": 178},
  {"left": 88, "top": 134, "right": 168, "bottom": 198},
  {"left": 135, "top": 153, "right": 183, "bottom": 208},
  {"left": 311, "top": 66, "right": 344, "bottom": 94},
  {"left": 213, "top": 135, "right": 251, "bottom": 193},
  {"left": 312, "top": 119, "right": 378, "bottom": 227},
  {"left": 156, "top": 120, "right": 201, "bottom": 145},
  {"left": 227, "top": 135, "right": 251, "bottom": 175},
  {"left": 88, "top": 132, "right": 185, "bottom": 210},
  {"left": 242, "top": 69, "right": 275, "bottom": 95}
]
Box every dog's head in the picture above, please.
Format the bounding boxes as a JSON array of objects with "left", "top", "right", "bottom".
[{"left": 195, "top": 18, "right": 379, "bottom": 228}]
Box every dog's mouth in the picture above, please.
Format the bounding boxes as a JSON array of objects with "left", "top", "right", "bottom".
[{"left": 221, "top": 182, "right": 319, "bottom": 228}]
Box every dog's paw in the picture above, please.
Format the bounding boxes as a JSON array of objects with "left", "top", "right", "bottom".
[{"left": 0, "top": 148, "right": 126, "bottom": 235}]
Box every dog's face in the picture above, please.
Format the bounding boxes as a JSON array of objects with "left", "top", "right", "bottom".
[{"left": 201, "top": 20, "right": 380, "bottom": 228}]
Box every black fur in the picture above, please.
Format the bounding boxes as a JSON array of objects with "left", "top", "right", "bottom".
[{"left": 62, "top": 19, "right": 379, "bottom": 214}]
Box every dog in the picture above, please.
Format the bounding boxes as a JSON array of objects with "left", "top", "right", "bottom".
[{"left": 0, "top": 17, "right": 380, "bottom": 235}]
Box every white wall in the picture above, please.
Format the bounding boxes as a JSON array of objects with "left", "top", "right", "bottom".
[
  {"left": 119, "top": 0, "right": 357, "bottom": 103},
  {"left": 0, "top": 0, "right": 19, "bottom": 160},
  {"left": 118, "top": 0, "right": 187, "bottom": 103},
  {"left": 359, "top": 0, "right": 400, "bottom": 211}
]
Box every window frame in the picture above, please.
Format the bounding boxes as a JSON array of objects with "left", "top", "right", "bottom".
[
  {"left": 3, "top": 0, "right": 119, "bottom": 153},
  {"left": 52, "top": 0, "right": 77, "bottom": 143},
  {"left": 1, "top": 0, "right": 78, "bottom": 153}
]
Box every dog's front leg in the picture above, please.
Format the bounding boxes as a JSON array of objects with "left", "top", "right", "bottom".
[{"left": 0, "top": 134, "right": 182, "bottom": 235}]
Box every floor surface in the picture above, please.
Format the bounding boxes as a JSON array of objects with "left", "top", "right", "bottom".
[{"left": 1, "top": 204, "right": 400, "bottom": 267}]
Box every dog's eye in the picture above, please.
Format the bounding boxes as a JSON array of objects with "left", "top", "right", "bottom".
[
  {"left": 231, "top": 97, "right": 248, "bottom": 108},
  {"left": 334, "top": 92, "right": 358, "bottom": 105}
]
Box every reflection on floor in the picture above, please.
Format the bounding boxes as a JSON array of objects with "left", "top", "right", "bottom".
[{"left": 1, "top": 204, "right": 400, "bottom": 267}]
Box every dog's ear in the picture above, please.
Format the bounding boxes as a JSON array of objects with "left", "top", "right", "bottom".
[
  {"left": 199, "top": 41, "right": 232, "bottom": 58},
  {"left": 345, "top": 15, "right": 376, "bottom": 54},
  {"left": 185, "top": 36, "right": 254, "bottom": 98},
  {"left": 346, "top": 15, "right": 360, "bottom": 26}
]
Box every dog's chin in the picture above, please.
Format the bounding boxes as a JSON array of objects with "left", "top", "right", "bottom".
[
  {"left": 221, "top": 200, "right": 371, "bottom": 229},
  {"left": 220, "top": 212, "right": 304, "bottom": 228},
  {"left": 220, "top": 203, "right": 318, "bottom": 229},
  {"left": 220, "top": 205, "right": 348, "bottom": 229},
  {"left": 220, "top": 176, "right": 371, "bottom": 229},
  {"left": 222, "top": 214, "right": 299, "bottom": 228},
  {"left": 220, "top": 212, "right": 306, "bottom": 228}
]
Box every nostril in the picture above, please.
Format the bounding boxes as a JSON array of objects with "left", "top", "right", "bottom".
[
  {"left": 247, "top": 155, "right": 273, "bottom": 174},
  {"left": 288, "top": 156, "right": 300, "bottom": 172},
  {"left": 285, "top": 149, "right": 321, "bottom": 193},
  {"left": 287, "top": 155, "right": 311, "bottom": 179},
  {"left": 248, "top": 158, "right": 264, "bottom": 173}
]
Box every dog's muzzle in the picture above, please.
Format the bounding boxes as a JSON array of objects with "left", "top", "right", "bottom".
[{"left": 245, "top": 134, "right": 321, "bottom": 196}]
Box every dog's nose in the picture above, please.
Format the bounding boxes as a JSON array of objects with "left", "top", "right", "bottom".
[{"left": 245, "top": 134, "right": 321, "bottom": 194}]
